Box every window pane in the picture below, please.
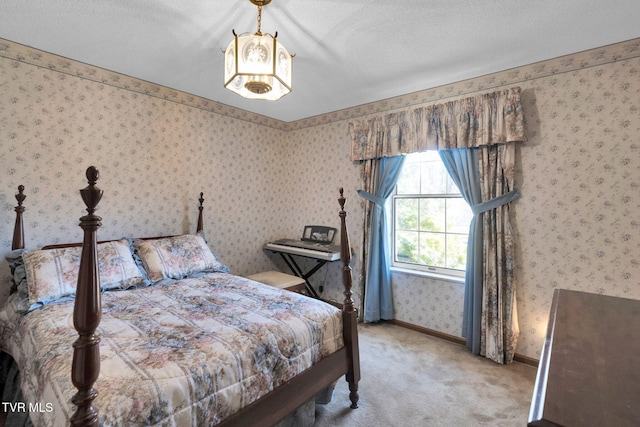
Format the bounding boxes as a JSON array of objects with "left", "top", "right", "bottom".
[
  {"left": 446, "top": 198, "right": 473, "bottom": 234},
  {"left": 396, "top": 198, "right": 418, "bottom": 230},
  {"left": 419, "top": 231, "right": 445, "bottom": 266},
  {"left": 392, "top": 151, "right": 471, "bottom": 274},
  {"left": 445, "top": 175, "right": 459, "bottom": 194},
  {"left": 421, "top": 156, "right": 449, "bottom": 194},
  {"left": 419, "top": 198, "right": 445, "bottom": 232},
  {"left": 396, "top": 160, "right": 420, "bottom": 194},
  {"left": 396, "top": 230, "right": 419, "bottom": 263},
  {"left": 446, "top": 234, "right": 468, "bottom": 269}
]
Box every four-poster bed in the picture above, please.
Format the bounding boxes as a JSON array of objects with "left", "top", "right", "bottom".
[{"left": 1, "top": 166, "right": 360, "bottom": 426}]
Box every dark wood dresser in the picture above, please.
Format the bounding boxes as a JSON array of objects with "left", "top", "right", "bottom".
[{"left": 528, "top": 289, "right": 640, "bottom": 426}]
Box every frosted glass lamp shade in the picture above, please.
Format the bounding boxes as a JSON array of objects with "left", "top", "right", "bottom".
[{"left": 224, "top": 33, "right": 292, "bottom": 100}]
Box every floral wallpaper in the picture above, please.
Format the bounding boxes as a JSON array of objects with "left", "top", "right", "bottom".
[
  {"left": 0, "top": 38, "right": 362, "bottom": 315},
  {"left": 289, "top": 38, "right": 640, "bottom": 360},
  {"left": 2, "top": 37, "right": 640, "bottom": 360},
  {"left": 0, "top": 40, "right": 294, "bottom": 291}
]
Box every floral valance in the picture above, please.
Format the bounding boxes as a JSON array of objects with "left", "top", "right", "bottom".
[{"left": 348, "top": 86, "right": 525, "bottom": 161}]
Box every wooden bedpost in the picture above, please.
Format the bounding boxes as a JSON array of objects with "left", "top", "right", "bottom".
[
  {"left": 338, "top": 188, "right": 360, "bottom": 409},
  {"left": 9, "top": 186, "right": 27, "bottom": 294},
  {"left": 70, "top": 166, "right": 103, "bottom": 427},
  {"left": 12, "top": 185, "right": 26, "bottom": 250},
  {"left": 197, "top": 192, "right": 204, "bottom": 233}
]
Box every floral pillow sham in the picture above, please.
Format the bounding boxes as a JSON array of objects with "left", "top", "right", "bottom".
[
  {"left": 21, "top": 239, "right": 146, "bottom": 310},
  {"left": 133, "top": 234, "right": 229, "bottom": 283}
]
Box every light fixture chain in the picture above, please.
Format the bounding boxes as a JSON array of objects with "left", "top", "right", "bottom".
[{"left": 256, "top": 5, "right": 263, "bottom": 36}]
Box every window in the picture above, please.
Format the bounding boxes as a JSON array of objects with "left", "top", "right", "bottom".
[{"left": 392, "top": 151, "right": 473, "bottom": 277}]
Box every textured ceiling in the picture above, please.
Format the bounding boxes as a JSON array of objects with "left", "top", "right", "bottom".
[{"left": 2, "top": 0, "right": 640, "bottom": 122}]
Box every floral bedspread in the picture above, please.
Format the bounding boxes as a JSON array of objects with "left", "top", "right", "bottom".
[{"left": 0, "top": 273, "right": 344, "bottom": 426}]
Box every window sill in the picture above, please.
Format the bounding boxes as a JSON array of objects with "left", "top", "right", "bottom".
[{"left": 390, "top": 266, "right": 465, "bottom": 284}]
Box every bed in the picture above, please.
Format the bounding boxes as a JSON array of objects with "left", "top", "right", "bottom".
[{"left": 1, "top": 166, "right": 360, "bottom": 426}]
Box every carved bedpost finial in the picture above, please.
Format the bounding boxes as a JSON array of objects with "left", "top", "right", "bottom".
[
  {"left": 81, "top": 166, "right": 102, "bottom": 217},
  {"left": 197, "top": 192, "right": 204, "bottom": 233},
  {"left": 71, "top": 166, "right": 103, "bottom": 427},
  {"left": 12, "top": 185, "right": 26, "bottom": 250},
  {"left": 86, "top": 166, "right": 99, "bottom": 183},
  {"left": 15, "top": 185, "right": 25, "bottom": 206}
]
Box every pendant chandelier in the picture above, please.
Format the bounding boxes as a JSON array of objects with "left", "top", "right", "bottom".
[{"left": 224, "top": 0, "right": 293, "bottom": 100}]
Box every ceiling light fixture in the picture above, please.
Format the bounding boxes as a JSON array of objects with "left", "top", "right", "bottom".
[{"left": 224, "top": 0, "right": 293, "bottom": 100}]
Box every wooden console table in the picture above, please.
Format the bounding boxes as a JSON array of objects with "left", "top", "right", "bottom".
[{"left": 528, "top": 289, "right": 640, "bottom": 426}]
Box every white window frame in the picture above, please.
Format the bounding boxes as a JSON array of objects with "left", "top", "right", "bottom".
[{"left": 391, "top": 152, "right": 471, "bottom": 280}]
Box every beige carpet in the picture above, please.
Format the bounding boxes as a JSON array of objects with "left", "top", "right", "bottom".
[{"left": 314, "top": 323, "right": 537, "bottom": 427}]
